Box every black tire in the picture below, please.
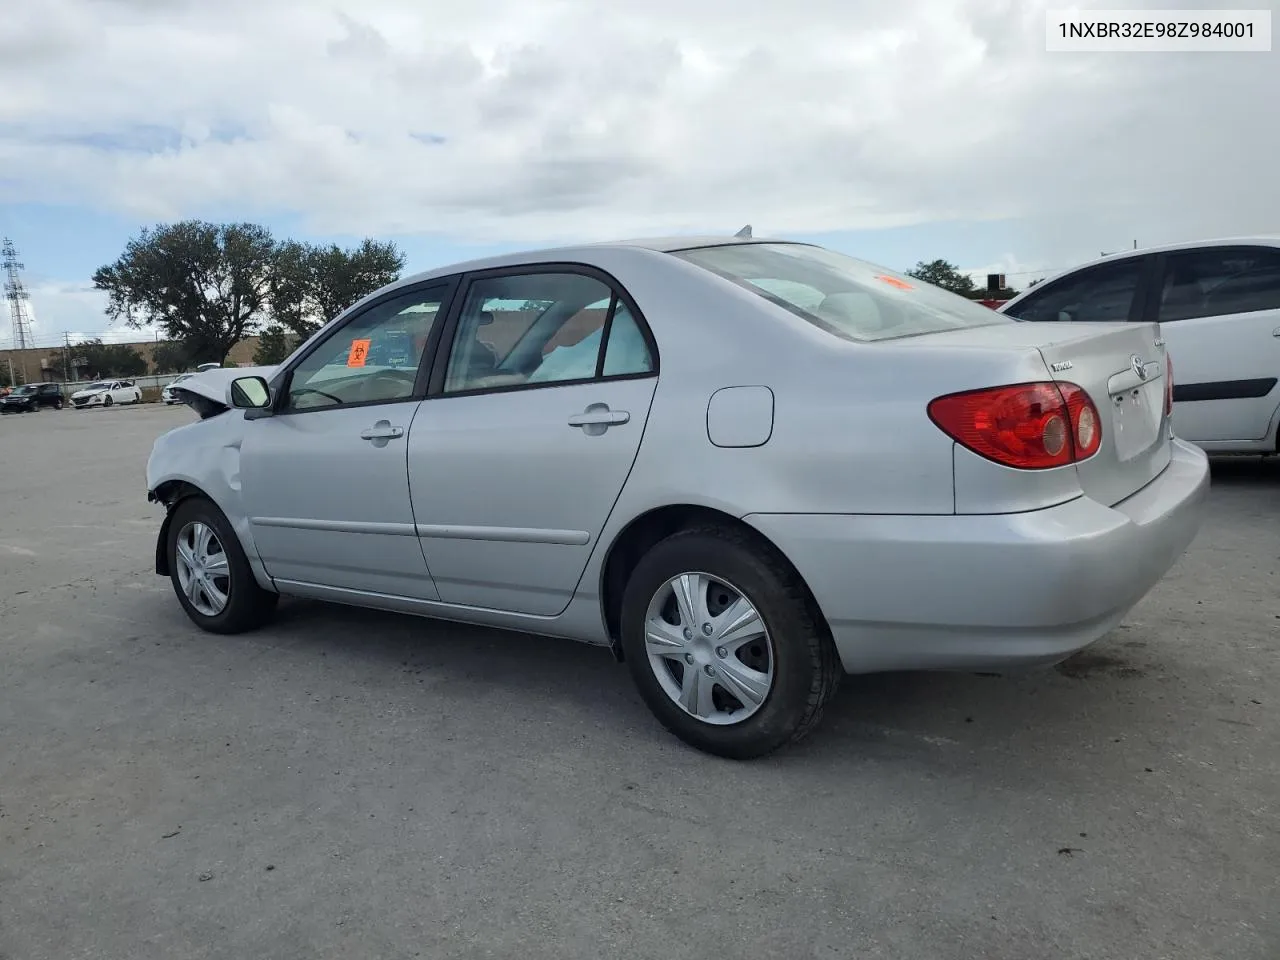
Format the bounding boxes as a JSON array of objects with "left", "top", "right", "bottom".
[
  {"left": 104, "top": 395, "right": 113, "bottom": 407},
  {"left": 53, "top": 399, "right": 63, "bottom": 410},
  {"left": 166, "top": 496, "right": 278, "bottom": 634},
  {"left": 619, "top": 525, "right": 842, "bottom": 760}
]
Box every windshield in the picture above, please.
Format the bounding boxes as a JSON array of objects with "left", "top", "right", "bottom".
[
  {"left": 672, "top": 242, "right": 1012, "bottom": 343},
  {"left": 12, "top": 385, "right": 36, "bottom": 395},
  {"left": 86, "top": 382, "right": 112, "bottom": 390}
]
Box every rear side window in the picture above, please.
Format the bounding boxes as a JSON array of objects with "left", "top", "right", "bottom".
[
  {"left": 442, "top": 271, "right": 654, "bottom": 393},
  {"left": 671, "top": 242, "right": 1010, "bottom": 343},
  {"left": 1005, "top": 257, "right": 1145, "bottom": 324},
  {"left": 1158, "top": 247, "right": 1280, "bottom": 322}
]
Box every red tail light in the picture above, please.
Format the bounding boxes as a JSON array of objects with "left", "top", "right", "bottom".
[
  {"left": 928, "top": 381, "right": 1103, "bottom": 470},
  {"left": 1164, "top": 353, "right": 1174, "bottom": 417}
]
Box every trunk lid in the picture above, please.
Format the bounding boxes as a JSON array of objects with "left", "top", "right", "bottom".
[{"left": 912, "top": 321, "right": 1171, "bottom": 506}]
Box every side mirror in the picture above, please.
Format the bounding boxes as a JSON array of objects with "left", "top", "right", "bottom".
[{"left": 230, "top": 376, "right": 271, "bottom": 410}]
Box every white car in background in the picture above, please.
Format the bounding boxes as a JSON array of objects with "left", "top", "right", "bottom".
[
  {"left": 162, "top": 373, "right": 196, "bottom": 404},
  {"left": 70, "top": 379, "right": 143, "bottom": 409},
  {"left": 1000, "top": 236, "right": 1280, "bottom": 454}
]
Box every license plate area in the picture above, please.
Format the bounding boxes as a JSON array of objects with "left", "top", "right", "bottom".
[{"left": 1109, "top": 379, "right": 1162, "bottom": 461}]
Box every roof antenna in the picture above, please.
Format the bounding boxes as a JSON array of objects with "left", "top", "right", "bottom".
[{"left": 734, "top": 224, "right": 752, "bottom": 239}]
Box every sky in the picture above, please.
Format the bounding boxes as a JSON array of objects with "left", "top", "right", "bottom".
[{"left": 1, "top": 0, "right": 1277, "bottom": 349}]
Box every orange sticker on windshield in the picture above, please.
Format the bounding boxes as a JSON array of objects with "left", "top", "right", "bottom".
[
  {"left": 347, "top": 339, "right": 371, "bottom": 367},
  {"left": 875, "top": 275, "right": 914, "bottom": 290}
]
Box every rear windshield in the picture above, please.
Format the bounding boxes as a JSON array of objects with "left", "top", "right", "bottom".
[{"left": 671, "top": 242, "right": 1012, "bottom": 343}]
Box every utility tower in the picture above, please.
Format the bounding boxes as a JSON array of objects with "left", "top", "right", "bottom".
[{"left": 3, "top": 238, "right": 35, "bottom": 384}]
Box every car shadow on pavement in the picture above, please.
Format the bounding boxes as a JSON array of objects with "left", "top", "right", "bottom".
[
  {"left": 1205, "top": 453, "right": 1280, "bottom": 486},
  {"left": 255, "top": 592, "right": 1193, "bottom": 776}
]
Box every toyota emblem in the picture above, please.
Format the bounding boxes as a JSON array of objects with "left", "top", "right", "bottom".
[{"left": 1131, "top": 355, "right": 1148, "bottom": 380}]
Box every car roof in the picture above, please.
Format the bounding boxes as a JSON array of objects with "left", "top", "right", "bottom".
[
  {"left": 1005, "top": 234, "right": 1280, "bottom": 306},
  {"left": 373, "top": 235, "right": 793, "bottom": 296}
]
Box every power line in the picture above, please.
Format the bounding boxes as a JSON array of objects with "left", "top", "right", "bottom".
[{"left": 0, "top": 329, "right": 168, "bottom": 351}]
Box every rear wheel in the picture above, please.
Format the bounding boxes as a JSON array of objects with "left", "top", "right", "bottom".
[
  {"left": 167, "top": 497, "right": 278, "bottom": 634},
  {"left": 619, "top": 526, "right": 842, "bottom": 759}
]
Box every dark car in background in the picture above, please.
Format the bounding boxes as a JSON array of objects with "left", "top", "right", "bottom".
[{"left": 1, "top": 382, "right": 65, "bottom": 413}]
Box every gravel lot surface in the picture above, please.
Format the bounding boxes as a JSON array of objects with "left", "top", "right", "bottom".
[{"left": 1, "top": 403, "right": 1277, "bottom": 960}]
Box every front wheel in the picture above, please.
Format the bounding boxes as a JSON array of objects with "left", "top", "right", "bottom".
[
  {"left": 167, "top": 497, "right": 278, "bottom": 634},
  {"left": 619, "top": 526, "right": 842, "bottom": 759},
  {"left": 103, "top": 395, "right": 113, "bottom": 407}
]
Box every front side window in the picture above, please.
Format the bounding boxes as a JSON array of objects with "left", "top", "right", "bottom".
[
  {"left": 671, "top": 242, "right": 1011, "bottom": 342},
  {"left": 443, "top": 271, "right": 654, "bottom": 393},
  {"left": 1005, "top": 257, "right": 1145, "bottom": 324},
  {"left": 1159, "top": 247, "right": 1280, "bottom": 322},
  {"left": 283, "top": 285, "right": 447, "bottom": 412}
]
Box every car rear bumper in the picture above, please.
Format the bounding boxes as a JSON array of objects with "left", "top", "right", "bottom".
[{"left": 744, "top": 438, "right": 1210, "bottom": 674}]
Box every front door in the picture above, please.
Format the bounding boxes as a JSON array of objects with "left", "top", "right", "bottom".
[
  {"left": 240, "top": 281, "right": 455, "bottom": 599},
  {"left": 407, "top": 266, "right": 659, "bottom": 616},
  {"left": 1152, "top": 245, "right": 1280, "bottom": 443}
]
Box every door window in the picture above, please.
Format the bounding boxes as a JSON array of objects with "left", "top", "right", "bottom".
[
  {"left": 443, "top": 271, "right": 654, "bottom": 393},
  {"left": 1158, "top": 247, "right": 1280, "bottom": 322},
  {"left": 1006, "top": 257, "right": 1145, "bottom": 323},
  {"left": 283, "top": 285, "right": 449, "bottom": 412}
]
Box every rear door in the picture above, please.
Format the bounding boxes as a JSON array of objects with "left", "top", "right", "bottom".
[
  {"left": 407, "top": 265, "right": 659, "bottom": 617},
  {"left": 1145, "top": 245, "right": 1280, "bottom": 443}
]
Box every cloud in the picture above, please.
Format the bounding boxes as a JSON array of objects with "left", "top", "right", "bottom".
[
  {"left": 0, "top": 0, "right": 1275, "bottom": 273},
  {"left": 1, "top": 282, "right": 119, "bottom": 350}
]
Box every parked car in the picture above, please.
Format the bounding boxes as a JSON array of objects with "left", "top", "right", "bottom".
[
  {"left": 146, "top": 235, "right": 1209, "bottom": 758},
  {"left": 1, "top": 382, "right": 64, "bottom": 413},
  {"left": 162, "top": 373, "right": 196, "bottom": 404},
  {"left": 71, "top": 380, "right": 143, "bottom": 409},
  {"left": 1000, "top": 236, "right": 1280, "bottom": 454}
]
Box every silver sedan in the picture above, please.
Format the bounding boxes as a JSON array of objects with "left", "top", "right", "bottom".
[{"left": 146, "top": 236, "right": 1209, "bottom": 758}]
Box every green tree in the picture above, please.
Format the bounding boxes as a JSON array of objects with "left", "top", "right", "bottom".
[
  {"left": 93, "top": 221, "right": 277, "bottom": 364},
  {"left": 151, "top": 339, "right": 193, "bottom": 374},
  {"left": 253, "top": 325, "right": 295, "bottom": 365},
  {"left": 905, "top": 259, "right": 977, "bottom": 296},
  {"left": 269, "top": 238, "right": 405, "bottom": 338},
  {"left": 73, "top": 338, "right": 148, "bottom": 378}
]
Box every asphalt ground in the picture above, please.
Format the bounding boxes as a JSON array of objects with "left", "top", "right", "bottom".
[{"left": 1, "top": 402, "right": 1277, "bottom": 960}]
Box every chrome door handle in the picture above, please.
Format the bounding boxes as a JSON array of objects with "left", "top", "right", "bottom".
[
  {"left": 1272, "top": 327, "right": 1280, "bottom": 337},
  {"left": 360, "top": 421, "right": 404, "bottom": 441},
  {"left": 568, "top": 408, "right": 630, "bottom": 427}
]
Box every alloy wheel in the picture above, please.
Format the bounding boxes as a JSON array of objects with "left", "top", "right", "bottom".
[{"left": 174, "top": 521, "right": 231, "bottom": 616}]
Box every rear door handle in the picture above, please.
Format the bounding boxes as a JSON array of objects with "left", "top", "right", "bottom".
[
  {"left": 568, "top": 407, "right": 630, "bottom": 427},
  {"left": 360, "top": 420, "right": 404, "bottom": 442}
]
